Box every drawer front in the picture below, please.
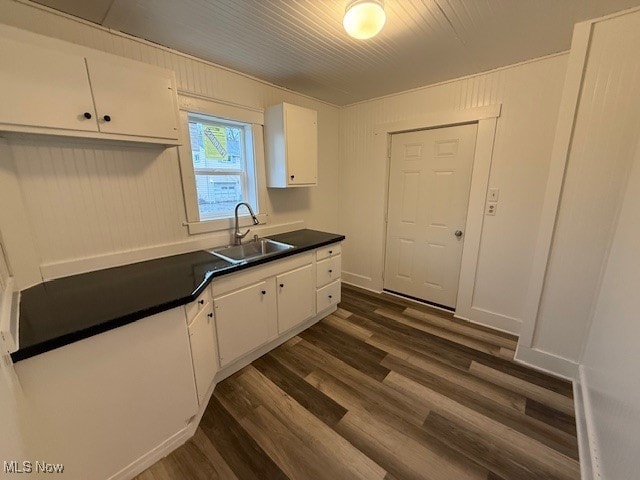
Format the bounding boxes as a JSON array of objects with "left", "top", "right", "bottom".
[
  {"left": 316, "top": 243, "right": 341, "bottom": 261},
  {"left": 185, "top": 286, "right": 212, "bottom": 322},
  {"left": 316, "top": 280, "right": 341, "bottom": 312},
  {"left": 316, "top": 254, "right": 341, "bottom": 288}
]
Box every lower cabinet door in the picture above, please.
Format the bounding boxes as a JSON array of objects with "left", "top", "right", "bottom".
[
  {"left": 276, "top": 263, "right": 315, "bottom": 334},
  {"left": 214, "top": 279, "right": 277, "bottom": 368},
  {"left": 188, "top": 305, "right": 218, "bottom": 404},
  {"left": 317, "top": 280, "right": 341, "bottom": 312}
]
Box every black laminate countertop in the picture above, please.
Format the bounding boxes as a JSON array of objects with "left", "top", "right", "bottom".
[{"left": 12, "top": 229, "right": 344, "bottom": 362}]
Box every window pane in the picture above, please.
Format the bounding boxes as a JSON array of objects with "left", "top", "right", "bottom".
[
  {"left": 189, "top": 121, "right": 243, "bottom": 171},
  {"left": 195, "top": 174, "right": 245, "bottom": 218}
]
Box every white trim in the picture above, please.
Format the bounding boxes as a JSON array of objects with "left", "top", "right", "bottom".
[
  {"left": 185, "top": 213, "right": 268, "bottom": 236},
  {"left": 177, "top": 96, "right": 268, "bottom": 229},
  {"left": 341, "top": 271, "right": 374, "bottom": 290},
  {"left": 107, "top": 425, "right": 194, "bottom": 480},
  {"left": 373, "top": 105, "right": 506, "bottom": 333},
  {"left": 373, "top": 104, "right": 501, "bottom": 134},
  {"left": 39, "top": 220, "right": 305, "bottom": 280},
  {"left": 178, "top": 94, "right": 264, "bottom": 125},
  {"left": 519, "top": 21, "right": 593, "bottom": 348},
  {"left": 514, "top": 344, "right": 578, "bottom": 381},
  {"left": 576, "top": 365, "right": 601, "bottom": 480},
  {"left": 454, "top": 311, "right": 520, "bottom": 337}
]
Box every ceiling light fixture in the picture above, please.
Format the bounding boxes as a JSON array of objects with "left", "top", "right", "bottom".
[{"left": 343, "top": 0, "right": 386, "bottom": 40}]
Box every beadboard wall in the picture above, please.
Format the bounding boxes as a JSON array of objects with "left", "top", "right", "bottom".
[
  {"left": 0, "top": 1, "right": 340, "bottom": 288},
  {"left": 529, "top": 8, "right": 640, "bottom": 362},
  {"left": 338, "top": 53, "right": 569, "bottom": 334}
]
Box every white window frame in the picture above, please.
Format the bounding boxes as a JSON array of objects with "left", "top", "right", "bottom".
[{"left": 177, "top": 94, "right": 268, "bottom": 235}]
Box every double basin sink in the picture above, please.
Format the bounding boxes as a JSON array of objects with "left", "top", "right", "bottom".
[{"left": 208, "top": 238, "right": 294, "bottom": 264}]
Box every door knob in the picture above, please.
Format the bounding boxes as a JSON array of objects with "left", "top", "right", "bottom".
[{"left": 454, "top": 230, "right": 463, "bottom": 237}]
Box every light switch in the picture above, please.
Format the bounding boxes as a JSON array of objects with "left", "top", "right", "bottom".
[
  {"left": 488, "top": 188, "right": 500, "bottom": 202},
  {"left": 486, "top": 202, "right": 497, "bottom": 216}
]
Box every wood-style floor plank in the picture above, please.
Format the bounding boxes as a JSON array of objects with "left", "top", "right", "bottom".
[{"left": 135, "top": 286, "right": 578, "bottom": 480}]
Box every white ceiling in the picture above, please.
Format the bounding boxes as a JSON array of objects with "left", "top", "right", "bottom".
[{"left": 32, "top": 0, "right": 640, "bottom": 105}]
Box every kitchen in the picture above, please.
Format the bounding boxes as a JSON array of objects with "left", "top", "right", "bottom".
[{"left": 1, "top": 1, "right": 640, "bottom": 479}]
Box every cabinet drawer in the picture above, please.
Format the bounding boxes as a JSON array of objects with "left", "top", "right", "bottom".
[
  {"left": 185, "top": 287, "right": 212, "bottom": 322},
  {"left": 316, "top": 254, "right": 341, "bottom": 288},
  {"left": 316, "top": 280, "right": 341, "bottom": 312},
  {"left": 316, "top": 243, "right": 341, "bottom": 261}
]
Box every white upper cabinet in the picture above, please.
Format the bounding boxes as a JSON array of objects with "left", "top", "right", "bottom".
[
  {"left": 86, "top": 57, "right": 178, "bottom": 140},
  {"left": 265, "top": 102, "right": 318, "bottom": 187},
  {"left": 0, "top": 34, "right": 179, "bottom": 146},
  {"left": 0, "top": 38, "right": 98, "bottom": 132}
]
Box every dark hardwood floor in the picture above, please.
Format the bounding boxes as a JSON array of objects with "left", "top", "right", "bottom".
[{"left": 135, "top": 284, "right": 579, "bottom": 480}]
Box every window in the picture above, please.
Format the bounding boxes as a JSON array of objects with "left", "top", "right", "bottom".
[{"left": 187, "top": 113, "right": 258, "bottom": 221}]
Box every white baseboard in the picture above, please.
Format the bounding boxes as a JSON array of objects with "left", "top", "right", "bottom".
[
  {"left": 575, "top": 365, "right": 601, "bottom": 480},
  {"left": 341, "top": 271, "right": 377, "bottom": 291},
  {"left": 514, "top": 345, "right": 578, "bottom": 381},
  {"left": 107, "top": 424, "right": 195, "bottom": 480},
  {"left": 454, "top": 306, "right": 522, "bottom": 336}
]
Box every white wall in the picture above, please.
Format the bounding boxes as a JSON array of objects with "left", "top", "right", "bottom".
[
  {"left": 578, "top": 134, "right": 640, "bottom": 480},
  {"left": 338, "top": 54, "right": 568, "bottom": 334},
  {"left": 0, "top": 0, "right": 340, "bottom": 289},
  {"left": 527, "top": 8, "right": 640, "bottom": 364}
]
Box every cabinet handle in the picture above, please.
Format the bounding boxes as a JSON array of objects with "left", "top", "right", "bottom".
[
  {"left": 329, "top": 250, "right": 333, "bottom": 254},
  {"left": 290, "top": 175, "right": 295, "bottom": 180},
  {"left": 207, "top": 313, "right": 213, "bottom": 318},
  {"left": 103, "top": 115, "right": 112, "bottom": 122},
  {"left": 198, "top": 299, "right": 204, "bottom": 305},
  {"left": 329, "top": 269, "right": 333, "bottom": 273},
  {"left": 83, "top": 112, "right": 92, "bottom": 119},
  {"left": 328, "top": 295, "right": 333, "bottom": 299},
  {"left": 280, "top": 283, "right": 284, "bottom": 288},
  {"left": 261, "top": 290, "right": 267, "bottom": 295}
]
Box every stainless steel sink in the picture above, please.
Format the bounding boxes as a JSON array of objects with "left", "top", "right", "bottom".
[{"left": 208, "top": 238, "right": 294, "bottom": 264}]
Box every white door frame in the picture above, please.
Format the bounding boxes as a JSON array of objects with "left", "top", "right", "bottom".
[{"left": 374, "top": 105, "right": 503, "bottom": 325}]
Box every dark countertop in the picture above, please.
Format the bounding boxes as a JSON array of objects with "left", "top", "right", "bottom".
[{"left": 12, "top": 229, "right": 344, "bottom": 362}]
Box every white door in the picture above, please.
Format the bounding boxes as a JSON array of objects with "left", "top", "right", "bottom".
[
  {"left": 285, "top": 104, "right": 318, "bottom": 185},
  {"left": 384, "top": 123, "right": 477, "bottom": 309}
]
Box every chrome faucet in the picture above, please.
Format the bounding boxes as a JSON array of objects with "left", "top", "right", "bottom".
[{"left": 233, "top": 202, "right": 260, "bottom": 245}]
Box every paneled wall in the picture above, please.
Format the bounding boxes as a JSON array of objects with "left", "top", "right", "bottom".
[
  {"left": 338, "top": 54, "right": 568, "bottom": 333},
  {"left": 579, "top": 134, "right": 640, "bottom": 480},
  {"left": 532, "top": 9, "right": 640, "bottom": 362},
  {"left": 0, "top": 1, "right": 340, "bottom": 288}
]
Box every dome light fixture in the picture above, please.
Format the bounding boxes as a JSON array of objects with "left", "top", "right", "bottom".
[{"left": 343, "top": 0, "right": 386, "bottom": 40}]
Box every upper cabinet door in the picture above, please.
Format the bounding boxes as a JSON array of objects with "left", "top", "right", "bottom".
[
  {"left": 0, "top": 38, "right": 98, "bottom": 132},
  {"left": 86, "top": 57, "right": 179, "bottom": 140},
  {"left": 265, "top": 102, "right": 318, "bottom": 188},
  {"left": 285, "top": 104, "right": 317, "bottom": 186}
]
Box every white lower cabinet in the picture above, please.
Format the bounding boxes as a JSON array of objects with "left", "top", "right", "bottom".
[
  {"left": 211, "top": 244, "right": 341, "bottom": 375},
  {"left": 277, "top": 263, "right": 316, "bottom": 333},
  {"left": 214, "top": 279, "right": 278, "bottom": 368},
  {"left": 187, "top": 303, "right": 218, "bottom": 404}
]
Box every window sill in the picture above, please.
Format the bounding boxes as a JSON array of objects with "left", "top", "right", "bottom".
[{"left": 185, "top": 213, "right": 268, "bottom": 235}]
